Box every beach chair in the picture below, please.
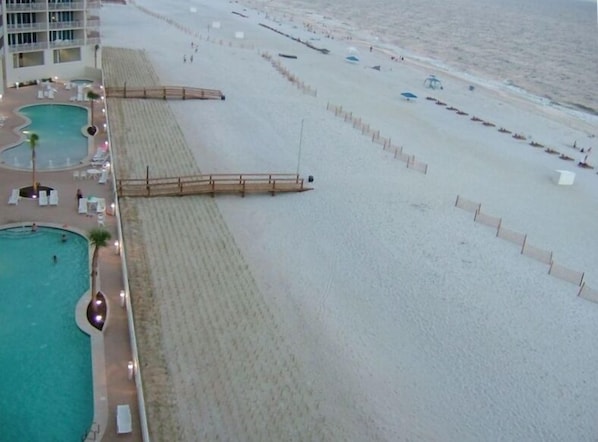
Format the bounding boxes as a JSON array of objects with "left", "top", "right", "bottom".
[
  {"left": 38, "top": 190, "right": 48, "bottom": 206},
  {"left": 78, "top": 197, "right": 88, "bottom": 215},
  {"left": 79, "top": 171, "right": 87, "bottom": 180},
  {"left": 73, "top": 170, "right": 80, "bottom": 180},
  {"left": 37, "top": 89, "right": 44, "bottom": 99},
  {"left": 49, "top": 190, "right": 58, "bottom": 206},
  {"left": 65, "top": 82, "right": 72, "bottom": 90},
  {"left": 8, "top": 189, "right": 19, "bottom": 205},
  {"left": 98, "top": 170, "right": 108, "bottom": 184},
  {"left": 97, "top": 212, "right": 105, "bottom": 226},
  {"left": 116, "top": 405, "right": 132, "bottom": 434}
]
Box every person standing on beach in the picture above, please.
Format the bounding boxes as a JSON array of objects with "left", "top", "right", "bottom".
[
  {"left": 190, "top": 54, "right": 193, "bottom": 63},
  {"left": 183, "top": 55, "right": 187, "bottom": 63}
]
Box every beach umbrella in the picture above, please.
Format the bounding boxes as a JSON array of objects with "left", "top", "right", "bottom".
[
  {"left": 345, "top": 55, "right": 360, "bottom": 63},
  {"left": 401, "top": 92, "right": 418, "bottom": 100}
]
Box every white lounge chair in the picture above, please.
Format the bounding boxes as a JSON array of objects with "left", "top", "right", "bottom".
[
  {"left": 98, "top": 170, "right": 108, "bottom": 184},
  {"left": 49, "top": 190, "right": 58, "bottom": 206},
  {"left": 116, "top": 404, "right": 132, "bottom": 434},
  {"left": 79, "top": 171, "right": 87, "bottom": 180},
  {"left": 38, "top": 190, "right": 48, "bottom": 206},
  {"left": 37, "top": 89, "right": 44, "bottom": 99},
  {"left": 78, "top": 197, "right": 88, "bottom": 215},
  {"left": 97, "top": 212, "right": 105, "bottom": 226},
  {"left": 8, "top": 189, "right": 19, "bottom": 205},
  {"left": 73, "top": 170, "right": 80, "bottom": 180},
  {"left": 96, "top": 198, "right": 106, "bottom": 213},
  {"left": 65, "top": 82, "right": 72, "bottom": 90}
]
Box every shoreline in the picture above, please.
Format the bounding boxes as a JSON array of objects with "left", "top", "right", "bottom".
[{"left": 240, "top": 0, "right": 598, "bottom": 124}]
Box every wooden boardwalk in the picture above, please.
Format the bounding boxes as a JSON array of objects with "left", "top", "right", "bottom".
[
  {"left": 117, "top": 173, "right": 312, "bottom": 197},
  {"left": 105, "top": 85, "right": 225, "bottom": 100}
]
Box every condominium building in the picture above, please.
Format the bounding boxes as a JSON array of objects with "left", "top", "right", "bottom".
[{"left": 0, "top": 0, "right": 101, "bottom": 93}]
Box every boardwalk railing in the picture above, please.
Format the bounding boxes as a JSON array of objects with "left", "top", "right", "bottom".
[
  {"left": 117, "top": 173, "right": 312, "bottom": 197},
  {"left": 105, "top": 85, "right": 225, "bottom": 100}
]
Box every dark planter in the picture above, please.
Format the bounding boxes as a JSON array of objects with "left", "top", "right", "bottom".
[{"left": 87, "top": 125, "right": 98, "bottom": 136}]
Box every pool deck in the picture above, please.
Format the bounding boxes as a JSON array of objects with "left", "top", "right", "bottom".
[{"left": 0, "top": 84, "right": 141, "bottom": 441}]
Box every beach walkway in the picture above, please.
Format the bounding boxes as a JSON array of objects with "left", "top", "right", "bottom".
[
  {"left": 105, "top": 85, "right": 225, "bottom": 100},
  {"left": 116, "top": 173, "right": 311, "bottom": 197}
]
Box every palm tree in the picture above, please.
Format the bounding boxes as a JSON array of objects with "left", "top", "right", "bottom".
[
  {"left": 86, "top": 90, "right": 101, "bottom": 135},
  {"left": 28, "top": 132, "right": 40, "bottom": 194},
  {"left": 89, "top": 227, "right": 112, "bottom": 305}
]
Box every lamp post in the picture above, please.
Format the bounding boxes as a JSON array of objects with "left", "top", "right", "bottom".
[{"left": 297, "top": 118, "right": 305, "bottom": 176}]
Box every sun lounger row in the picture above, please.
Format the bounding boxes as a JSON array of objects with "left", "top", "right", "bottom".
[{"left": 38, "top": 190, "right": 59, "bottom": 206}]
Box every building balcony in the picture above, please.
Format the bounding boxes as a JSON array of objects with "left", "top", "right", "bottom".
[
  {"left": 4, "top": 3, "right": 48, "bottom": 12},
  {"left": 49, "top": 20, "right": 85, "bottom": 29},
  {"left": 49, "top": 37, "right": 85, "bottom": 49},
  {"left": 6, "top": 22, "right": 48, "bottom": 32},
  {"left": 8, "top": 41, "right": 49, "bottom": 53},
  {"left": 48, "top": 1, "right": 85, "bottom": 11}
]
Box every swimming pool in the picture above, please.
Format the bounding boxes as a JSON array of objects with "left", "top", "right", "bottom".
[
  {"left": 0, "top": 226, "right": 93, "bottom": 441},
  {"left": 0, "top": 104, "right": 88, "bottom": 170}
]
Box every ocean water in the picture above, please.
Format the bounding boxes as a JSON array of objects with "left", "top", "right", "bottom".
[{"left": 247, "top": 0, "right": 598, "bottom": 116}]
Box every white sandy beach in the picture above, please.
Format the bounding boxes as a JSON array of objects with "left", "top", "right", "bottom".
[{"left": 101, "top": 1, "right": 598, "bottom": 440}]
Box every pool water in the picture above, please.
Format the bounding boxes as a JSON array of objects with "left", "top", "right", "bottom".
[
  {"left": 0, "top": 104, "right": 88, "bottom": 170},
  {"left": 0, "top": 227, "right": 93, "bottom": 441}
]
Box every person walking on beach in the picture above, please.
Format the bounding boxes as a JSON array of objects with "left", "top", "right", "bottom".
[
  {"left": 183, "top": 55, "right": 187, "bottom": 63},
  {"left": 190, "top": 54, "right": 194, "bottom": 63}
]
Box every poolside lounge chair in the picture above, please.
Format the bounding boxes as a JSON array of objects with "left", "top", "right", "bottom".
[
  {"left": 38, "top": 190, "right": 48, "bottom": 206},
  {"left": 79, "top": 171, "right": 87, "bottom": 180},
  {"left": 116, "top": 404, "right": 132, "bottom": 434},
  {"left": 8, "top": 189, "right": 19, "bottom": 205},
  {"left": 73, "top": 170, "right": 80, "bottom": 180},
  {"left": 65, "top": 82, "right": 72, "bottom": 90},
  {"left": 97, "top": 212, "right": 105, "bottom": 226},
  {"left": 37, "top": 89, "right": 44, "bottom": 99},
  {"left": 96, "top": 198, "right": 106, "bottom": 213},
  {"left": 49, "top": 190, "right": 58, "bottom": 206},
  {"left": 98, "top": 170, "right": 108, "bottom": 184},
  {"left": 78, "top": 197, "right": 88, "bottom": 215}
]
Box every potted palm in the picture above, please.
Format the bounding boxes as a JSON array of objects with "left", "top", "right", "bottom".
[
  {"left": 86, "top": 90, "right": 101, "bottom": 136},
  {"left": 29, "top": 132, "right": 40, "bottom": 194},
  {"left": 88, "top": 227, "right": 112, "bottom": 330}
]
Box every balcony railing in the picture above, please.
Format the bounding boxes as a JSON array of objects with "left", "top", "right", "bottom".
[
  {"left": 4, "top": 3, "right": 47, "bottom": 12},
  {"left": 49, "top": 20, "right": 85, "bottom": 29},
  {"left": 9, "top": 41, "right": 48, "bottom": 53},
  {"left": 48, "top": 2, "right": 85, "bottom": 11},
  {"left": 49, "top": 37, "right": 85, "bottom": 48},
  {"left": 6, "top": 22, "right": 48, "bottom": 32}
]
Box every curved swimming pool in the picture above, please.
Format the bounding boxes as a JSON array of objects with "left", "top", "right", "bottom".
[
  {"left": 0, "top": 226, "right": 93, "bottom": 440},
  {"left": 0, "top": 104, "right": 88, "bottom": 170}
]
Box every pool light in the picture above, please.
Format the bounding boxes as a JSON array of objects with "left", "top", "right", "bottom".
[
  {"left": 95, "top": 314, "right": 103, "bottom": 322},
  {"left": 120, "top": 290, "right": 126, "bottom": 307},
  {"left": 114, "top": 240, "right": 120, "bottom": 255},
  {"left": 127, "top": 361, "right": 135, "bottom": 380}
]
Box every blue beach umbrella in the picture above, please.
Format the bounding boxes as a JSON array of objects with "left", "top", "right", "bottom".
[
  {"left": 345, "top": 55, "right": 360, "bottom": 63},
  {"left": 401, "top": 92, "right": 417, "bottom": 100}
]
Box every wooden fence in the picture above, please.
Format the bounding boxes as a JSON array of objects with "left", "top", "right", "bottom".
[
  {"left": 105, "top": 86, "right": 225, "bottom": 100},
  {"left": 454, "top": 195, "right": 594, "bottom": 295},
  {"left": 117, "top": 173, "right": 311, "bottom": 197}
]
